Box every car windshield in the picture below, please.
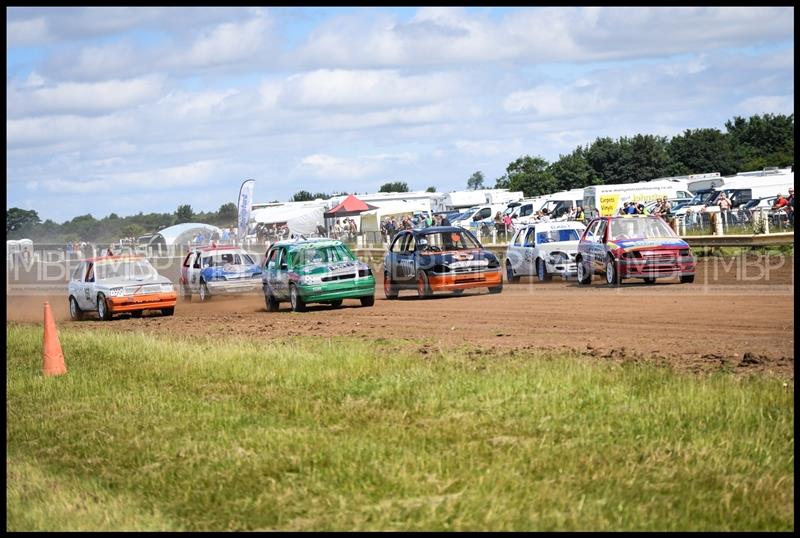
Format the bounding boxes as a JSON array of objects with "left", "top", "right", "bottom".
[
  {"left": 536, "top": 228, "right": 582, "bottom": 243},
  {"left": 201, "top": 251, "right": 255, "bottom": 267},
  {"left": 95, "top": 259, "right": 158, "bottom": 280},
  {"left": 419, "top": 230, "right": 480, "bottom": 251},
  {"left": 608, "top": 218, "right": 677, "bottom": 241},
  {"left": 688, "top": 190, "right": 716, "bottom": 206},
  {"left": 291, "top": 245, "right": 354, "bottom": 266}
]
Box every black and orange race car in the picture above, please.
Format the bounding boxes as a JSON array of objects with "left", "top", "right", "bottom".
[{"left": 383, "top": 226, "right": 503, "bottom": 299}]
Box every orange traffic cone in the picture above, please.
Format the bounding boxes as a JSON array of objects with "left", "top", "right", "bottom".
[{"left": 42, "top": 301, "right": 67, "bottom": 376}]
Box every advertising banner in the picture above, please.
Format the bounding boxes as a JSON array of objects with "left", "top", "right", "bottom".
[{"left": 237, "top": 179, "right": 255, "bottom": 242}]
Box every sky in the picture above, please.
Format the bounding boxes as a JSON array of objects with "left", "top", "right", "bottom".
[{"left": 6, "top": 6, "right": 795, "bottom": 224}]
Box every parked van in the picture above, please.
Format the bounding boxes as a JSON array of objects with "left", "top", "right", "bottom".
[
  {"left": 537, "top": 188, "right": 585, "bottom": 220},
  {"left": 451, "top": 204, "right": 509, "bottom": 230}
]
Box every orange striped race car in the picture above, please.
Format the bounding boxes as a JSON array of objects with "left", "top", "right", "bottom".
[
  {"left": 68, "top": 255, "right": 177, "bottom": 321},
  {"left": 383, "top": 226, "right": 503, "bottom": 299}
]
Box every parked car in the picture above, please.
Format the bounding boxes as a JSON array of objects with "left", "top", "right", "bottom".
[
  {"left": 504, "top": 220, "right": 587, "bottom": 282},
  {"left": 262, "top": 238, "right": 375, "bottom": 312},
  {"left": 68, "top": 255, "right": 177, "bottom": 321},
  {"left": 576, "top": 215, "right": 696, "bottom": 286},
  {"left": 180, "top": 245, "right": 262, "bottom": 302},
  {"left": 383, "top": 226, "right": 503, "bottom": 298}
]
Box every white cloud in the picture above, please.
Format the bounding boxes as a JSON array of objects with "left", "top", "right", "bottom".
[
  {"left": 278, "top": 69, "right": 461, "bottom": 109},
  {"left": 737, "top": 95, "right": 794, "bottom": 116},
  {"left": 7, "top": 114, "right": 134, "bottom": 147},
  {"left": 40, "top": 160, "right": 221, "bottom": 194},
  {"left": 296, "top": 152, "right": 417, "bottom": 180},
  {"left": 8, "top": 76, "right": 166, "bottom": 117},
  {"left": 6, "top": 17, "right": 50, "bottom": 46},
  {"left": 504, "top": 83, "right": 616, "bottom": 118},
  {"left": 166, "top": 16, "right": 269, "bottom": 68}
]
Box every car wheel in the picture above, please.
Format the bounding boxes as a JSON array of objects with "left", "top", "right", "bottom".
[
  {"left": 161, "top": 307, "right": 175, "bottom": 316},
  {"left": 97, "top": 293, "right": 112, "bottom": 321},
  {"left": 680, "top": 274, "right": 695, "bottom": 284},
  {"left": 536, "top": 258, "right": 552, "bottom": 282},
  {"left": 199, "top": 281, "right": 210, "bottom": 302},
  {"left": 131, "top": 310, "right": 143, "bottom": 318},
  {"left": 643, "top": 277, "right": 656, "bottom": 284},
  {"left": 383, "top": 272, "right": 398, "bottom": 299},
  {"left": 360, "top": 295, "right": 375, "bottom": 307},
  {"left": 265, "top": 291, "right": 279, "bottom": 312},
  {"left": 576, "top": 257, "right": 592, "bottom": 285},
  {"left": 330, "top": 299, "right": 343, "bottom": 308},
  {"left": 416, "top": 270, "right": 432, "bottom": 299},
  {"left": 289, "top": 284, "right": 306, "bottom": 312},
  {"left": 506, "top": 260, "right": 520, "bottom": 283},
  {"left": 69, "top": 296, "right": 83, "bottom": 321},
  {"left": 605, "top": 257, "right": 621, "bottom": 287}
]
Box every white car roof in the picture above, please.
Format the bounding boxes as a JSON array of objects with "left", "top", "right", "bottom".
[{"left": 518, "top": 221, "right": 586, "bottom": 231}]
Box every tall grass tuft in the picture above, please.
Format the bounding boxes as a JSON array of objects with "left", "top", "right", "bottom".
[{"left": 6, "top": 324, "right": 793, "bottom": 531}]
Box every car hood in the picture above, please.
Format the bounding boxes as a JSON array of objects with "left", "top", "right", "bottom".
[
  {"left": 607, "top": 237, "right": 690, "bottom": 251},
  {"left": 96, "top": 275, "right": 171, "bottom": 287},
  {"left": 420, "top": 249, "right": 498, "bottom": 265},
  {"left": 536, "top": 240, "right": 580, "bottom": 255}
]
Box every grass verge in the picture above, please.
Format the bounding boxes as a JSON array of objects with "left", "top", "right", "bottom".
[{"left": 6, "top": 324, "right": 794, "bottom": 531}]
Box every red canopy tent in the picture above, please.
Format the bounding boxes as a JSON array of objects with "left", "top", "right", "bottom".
[{"left": 323, "top": 194, "right": 379, "bottom": 218}]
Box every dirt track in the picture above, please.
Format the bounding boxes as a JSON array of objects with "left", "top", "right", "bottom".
[{"left": 6, "top": 256, "right": 795, "bottom": 379}]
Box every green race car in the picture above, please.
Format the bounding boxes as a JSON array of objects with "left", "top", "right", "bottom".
[{"left": 262, "top": 238, "right": 376, "bottom": 312}]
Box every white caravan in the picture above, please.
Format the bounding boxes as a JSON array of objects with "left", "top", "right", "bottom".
[
  {"left": 583, "top": 180, "right": 692, "bottom": 218},
  {"left": 674, "top": 167, "right": 794, "bottom": 218}
]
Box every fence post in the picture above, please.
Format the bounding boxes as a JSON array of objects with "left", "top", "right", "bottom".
[
  {"left": 761, "top": 208, "right": 770, "bottom": 234},
  {"left": 713, "top": 212, "right": 723, "bottom": 236}
]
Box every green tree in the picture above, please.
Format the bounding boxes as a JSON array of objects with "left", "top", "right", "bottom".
[
  {"left": 585, "top": 137, "right": 625, "bottom": 184},
  {"left": 505, "top": 156, "right": 557, "bottom": 197},
  {"left": 725, "top": 113, "right": 794, "bottom": 171},
  {"left": 217, "top": 202, "right": 238, "bottom": 224},
  {"left": 175, "top": 204, "right": 194, "bottom": 224},
  {"left": 548, "top": 148, "right": 593, "bottom": 191},
  {"left": 121, "top": 223, "right": 146, "bottom": 238},
  {"left": 494, "top": 174, "right": 510, "bottom": 189},
  {"left": 667, "top": 128, "right": 736, "bottom": 176},
  {"left": 6, "top": 208, "right": 41, "bottom": 235},
  {"left": 467, "top": 171, "right": 485, "bottom": 190},
  {"left": 379, "top": 181, "right": 409, "bottom": 193},
  {"left": 426, "top": 186, "right": 437, "bottom": 192},
  {"left": 292, "top": 190, "right": 314, "bottom": 201}
]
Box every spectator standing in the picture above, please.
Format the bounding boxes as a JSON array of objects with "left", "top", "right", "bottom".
[
  {"left": 717, "top": 193, "right": 731, "bottom": 226},
  {"left": 502, "top": 213, "right": 513, "bottom": 239},
  {"left": 786, "top": 188, "right": 794, "bottom": 227}
]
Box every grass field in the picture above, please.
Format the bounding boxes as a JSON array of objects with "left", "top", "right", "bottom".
[{"left": 6, "top": 324, "right": 794, "bottom": 531}]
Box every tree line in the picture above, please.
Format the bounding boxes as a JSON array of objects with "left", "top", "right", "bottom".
[
  {"left": 6, "top": 113, "right": 793, "bottom": 243},
  {"left": 6, "top": 203, "right": 238, "bottom": 245}
]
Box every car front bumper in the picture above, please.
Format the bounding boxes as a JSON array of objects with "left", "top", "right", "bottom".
[
  {"left": 205, "top": 278, "right": 262, "bottom": 294},
  {"left": 298, "top": 276, "right": 376, "bottom": 302},
  {"left": 427, "top": 268, "right": 503, "bottom": 291},
  {"left": 108, "top": 291, "right": 177, "bottom": 313},
  {"left": 619, "top": 258, "right": 696, "bottom": 278},
  {"left": 547, "top": 261, "right": 578, "bottom": 278}
]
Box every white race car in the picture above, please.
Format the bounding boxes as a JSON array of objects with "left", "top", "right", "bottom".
[
  {"left": 68, "top": 255, "right": 177, "bottom": 321},
  {"left": 504, "top": 221, "right": 587, "bottom": 282}
]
